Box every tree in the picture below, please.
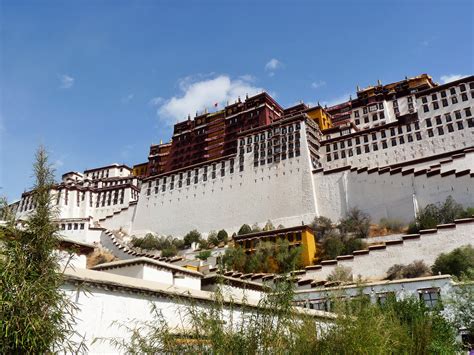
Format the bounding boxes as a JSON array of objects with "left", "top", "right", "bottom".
[
  {"left": 432, "top": 245, "right": 474, "bottom": 279},
  {"left": 207, "top": 230, "right": 219, "bottom": 246},
  {"left": 251, "top": 223, "right": 261, "bottom": 233},
  {"left": 263, "top": 220, "right": 275, "bottom": 231},
  {"left": 196, "top": 250, "right": 212, "bottom": 261},
  {"left": 131, "top": 233, "right": 161, "bottom": 250},
  {"left": 216, "top": 229, "right": 228, "bottom": 244},
  {"left": 237, "top": 224, "right": 252, "bottom": 236},
  {"left": 222, "top": 246, "right": 246, "bottom": 271},
  {"left": 339, "top": 208, "right": 371, "bottom": 238},
  {"left": 183, "top": 229, "right": 201, "bottom": 248},
  {"left": 0, "top": 146, "right": 85, "bottom": 352},
  {"left": 311, "top": 216, "right": 333, "bottom": 239}
]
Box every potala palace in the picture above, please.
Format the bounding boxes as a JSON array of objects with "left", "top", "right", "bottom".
[
  {"left": 8, "top": 73, "right": 474, "bottom": 351},
  {"left": 14, "top": 73, "right": 474, "bottom": 239}
]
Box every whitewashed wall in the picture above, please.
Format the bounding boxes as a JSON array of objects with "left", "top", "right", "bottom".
[
  {"left": 132, "top": 122, "right": 319, "bottom": 237},
  {"left": 302, "top": 219, "right": 474, "bottom": 281},
  {"left": 314, "top": 164, "right": 474, "bottom": 223}
]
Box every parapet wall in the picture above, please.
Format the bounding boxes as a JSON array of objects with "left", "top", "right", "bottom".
[
  {"left": 301, "top": 217, "right": 474, "bottom": 281},
  {"left": 314, "top": 148, "right": 474, "bottom": 223}
]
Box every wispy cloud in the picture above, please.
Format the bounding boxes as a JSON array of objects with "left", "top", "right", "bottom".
[
  {"left": 59, "top": 74, "right": 74, "bottom": 89},
  {"left": 264, "top": 58, "right": 283, "bottom": 77},
  {"left": 311, "top": 80, "right": 326, "bottom": 89},
  {"left": 121, "top": 93, "right": 134, "bottom": 103},
  {"left": 156, "top": 74, "right": 263, "bottom": 125},
  {"left": 149, "top": 97, "right": 164, "bottom": 106},
  {"left": 321, "top": 93, "right": 352, "bottom": 108},
  {"left": 440, "top": 74, "right": 467, "bottom": 84}
]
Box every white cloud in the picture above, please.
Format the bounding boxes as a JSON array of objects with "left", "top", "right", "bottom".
[
  {"left": 321, "top": 93, "right": 352, "bottom": 108},
  {"left": 311, "top": 80, "right": 326, "bottom": 89},
  {"left": 59, "top": 74, "right": 74, "bottom": 89},
  {"left": 157, "top": 75, "right": 263, "bottom": 125},
  {"left": 121, "top": 94, "right": 134, "bottom": 103},
  {"left": 440, "top": 74, "right": 467, "bottom": 84},
  {"left": 149, "top": 97, "right": 164, "bottom": 106},
  {"left": 264, "top": 58, "right": 283, "bottom": 76}
]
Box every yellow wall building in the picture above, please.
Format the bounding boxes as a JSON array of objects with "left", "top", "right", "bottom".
[
  {"left": 233, "top": 225, "right": 317, "bottom": 267},
  {"left": 305, "top": 106, "right": 333, "bottom": 130},
  {"left": 132, "top": 162, "right": 148, "bottom": 177}
]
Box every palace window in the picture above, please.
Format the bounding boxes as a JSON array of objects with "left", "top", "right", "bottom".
[
  {"left": 431, "top": 93, "right": 438, "bottom": 101},
  {"left": 441, "top": 98, "right": 448, "bottom": 107},
  {"left": 423, "top": 105, "right": 429, "bottom": 113},
  {"left": 378, "top": 103, "right": 384, "bottom": 110},
  {"left": 348, "top": 149, "right": 353, "bottom": 157},
  {"left": 327, "top": 154, "right": 331, "bottom": 162},
  {"left": 452, "top": 96, "right": 458, "bottom": 104},
  {"left": 445, "top": 113, "right": 452, "bottom": 122},
  {"left": 416, "top": 132, "right": 422, "bottom": 140},
  {"left": 354, "top": 110, "right": 359, "bottom": 118},
  {"left": 381, "top": 130, "right": 386, "bottom": 138},
  {"left": 399, "top": 136, "right": 405, "bottom": 144},
  {"left": 364, "top": 145, "right": 370, "bottom": 153},
  {"left": 422, "top": 97, "right": 428, "bottom": 103},
  {"left": 468, "top": 118, "right": 474, "bottom": 128},
  {"left": 372, "top": 143, "right": 378, "bottom": 151},
  {"left": 355, "top": 137, "right": 360, "bottom": 144},
  {"left": 356, "top": 147, "right": 361, "bottom": 155},
  {"left": 433, "top": 102, "right": 439, "bottom": 110},
  {"left": 435, "top": 116, "right": 442, "bottom": 125},
  {"left": 425, "top": 118, "right": 432, "bottom": 127},
  {"left": 341, "top": 150, "right": 346, "bottom": 158},
  {"left": 372, "top": 113, "right": 378, "bottom": 121},
  {"left": 391, "top": 138, "right": 397, "bottom": 147},
  {"left": 355, "top": 119, "right": 360, "bottom": 125},
  {"left": 364, "top": 116, "right": 369, "bottom": 123},
  {"left": 407, "top": 134, "right": 413, "bottom": 142},
  {"left": 465, "top": 108, "right": 472, "bottom": 117},
  {"left": 455, "top": 111, "right": 462, "bottom": 120},
  {"left": 363, "top": 107, "right": 368, "bottom": 114},
  {"left": 382, "top": 141, "right": 388, "bottom": 149},
  {"left": 390, "top": 128, "right": 396, "bottom": 136},
  {"left": 450, "top": 88, "right": 456, "bottom": 95},
  {"left": 447, "top": 124, "right": 454, "bottom": 133},
  {"left": 428, "top": 129, "right": 434, "bottom": 137}
]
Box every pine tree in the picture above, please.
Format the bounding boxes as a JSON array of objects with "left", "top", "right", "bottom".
[{"left": 0, "top": 146, "right": 85, "bottom": 352}]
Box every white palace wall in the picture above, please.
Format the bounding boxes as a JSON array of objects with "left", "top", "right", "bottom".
[
  {"left": 314, "top": 162, "right": 474, "bottom": 223},
  {"left": 132, "top": 123, "right": 319, "bottom": 236},
  {"left": 302, "top": 218, "right": 474, "bottom": 281}
]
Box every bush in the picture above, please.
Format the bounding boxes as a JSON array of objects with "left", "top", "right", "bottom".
[
  {"left": 410, "top": 196, "right": 471, "bottom": 233},
  {"left": 131, "top": 233, "right": 161, "bottom": 250},
  {"left": 386, "top": 260, "right": 431, "bottom": 280},
  {"left": 196, "top": 250, "right": 212, "bottom": 261},
  {"left": 379, "top": 218, "right": 404, "bottom": 233},
  {"left": 251, "top": 223, "right": 261, "bottom": 233},
  {"left": 237, "top": 224, "right": 252, "bottom": 236},
  {"left": 183, "top": 229, "right": 201, "bottom": 248},
  {"left": 339, "top": 208, "right": 370, "bottom": 238},
  {"left": 311, "top": 216, "right": 333, "bottom": 239},
  {"left": 207, "top": 231, "right": 219, "bottom": 246},
  {"left": 432, "top": 245, "right": 474, "bottom": 279},
  {"left": 216, "top": 229, "right": 228, "bottom": 243},
  {"left": 161, "top": 246, "right": 178, "bottom": 258},
  {"left": 263, "top": 220, "right": 275, "bottom": 231},
  {"left": 320, "top": 232, "right": 367, "bottom": 261},
  {"left": 327, "top": 266, "right": 353, "bottom": 282}
]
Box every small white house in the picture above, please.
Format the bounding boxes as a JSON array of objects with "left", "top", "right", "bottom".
[{"left": 91, "top": 257, "right": 203, "bottom": 290}]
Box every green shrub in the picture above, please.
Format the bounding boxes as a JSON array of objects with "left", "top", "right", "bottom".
[
  {"left": 339, "top": 208, "right": 371, "bottom": 238},
  {"left": 386, "top": 260, "right": 431, "bottom": 280},
  {"left": 216, "top": 229, "right": 228, "bottom": 243},
  {"left": 161, "top": 246, "right": 178, "bottom": 258},
  {"left": 237, "top": 224, "right": 252, "bottom": 235},
  {"left": 196, "top": 250, "right": 212, "bottom": 261},
  {"left": 432, "top": 245, "right": 474, "bottom": 279},
  {"left": 327, "top": 266, "right": 353, "bottom": 282},
  {"left": 131, "top": 233, "right": 161, "bottom": 250},
  {"left": 320, "top": 232, "right": 367, "bottom": 261},
  {"left": 311, "top": 216, "right": 333, "bottom": 239},
  {"left": 263, "top": 220, "right": 275, "bottom": 231},
  {"left": 410, "top": 196, "right": 471, "bottom": 233},
  {"left": 183, "top": 229, "right": 201, "bottom": 248}
]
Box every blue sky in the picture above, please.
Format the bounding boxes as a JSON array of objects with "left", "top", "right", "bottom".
[{"left": 1, "top": 0, "right": 473, "bottom": 200}]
